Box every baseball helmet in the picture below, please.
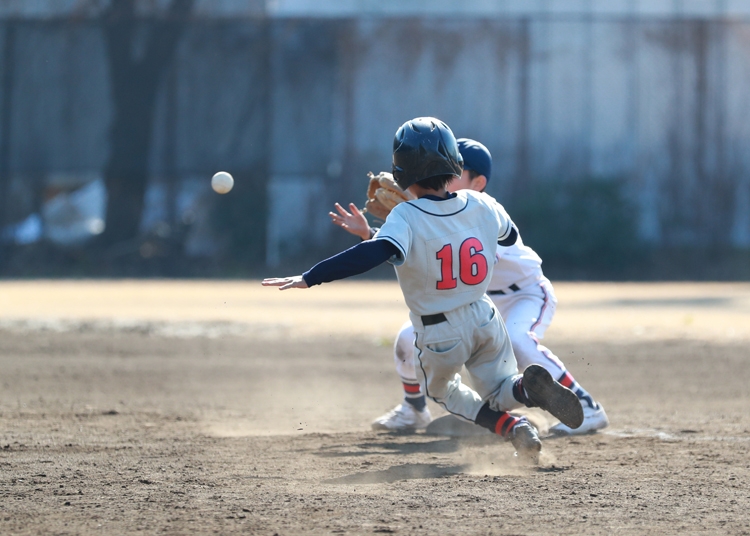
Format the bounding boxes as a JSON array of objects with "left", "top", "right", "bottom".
[
  {"left": 391, "top": 117, "right": 464, "bottom": 190},
  {"left": 457, "top": 138, "right": 492, "bottom": 182}
]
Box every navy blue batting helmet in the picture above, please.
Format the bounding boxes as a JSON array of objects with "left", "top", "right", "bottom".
[{"left": 392, "top": 117, "right": 464, "bottom": 190}]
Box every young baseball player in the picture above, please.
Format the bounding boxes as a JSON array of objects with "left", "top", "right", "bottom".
[
  {"left": 264, "top": 117, "right": 583, "bottom": 459},
  {"left": 330, "top": 138, "right": 609, "bottom": 436}
]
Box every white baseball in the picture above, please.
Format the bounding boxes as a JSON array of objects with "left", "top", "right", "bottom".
[{"left": 211, "top": 171, "right": 234, "bottom": 194}]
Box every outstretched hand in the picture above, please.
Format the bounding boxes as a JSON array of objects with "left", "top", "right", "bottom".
[
  {"left": 261, "top": 276, "right": 309, "bottom": 290},
  {"left": 329, "top": 203, "right": 370, "bottom": 241}
]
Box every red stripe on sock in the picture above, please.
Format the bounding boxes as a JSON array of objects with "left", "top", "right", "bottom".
[
  {"left": 559, "top": 372, "right": 574, "bottom": 388},
  {"left": 494, "top": 413, "right": 519, "bottom": 437},
  {"left": 402, "top": 383, "right": 421, "bottom": 394}
]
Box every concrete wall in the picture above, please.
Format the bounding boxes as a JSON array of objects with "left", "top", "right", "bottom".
[
  {"left": 265, "top": 16, "right": 750, "bottom": 259},
  {"left": 2, "top": 5, "right": 750, "bottom": 263}
]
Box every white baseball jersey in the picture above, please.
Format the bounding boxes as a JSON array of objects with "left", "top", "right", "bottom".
[
  {"left": 489, "top": 230, "right": 544, "bottom": 291},
  {"left": 374, "top": 190, "right": 513, "bottom": 316}
]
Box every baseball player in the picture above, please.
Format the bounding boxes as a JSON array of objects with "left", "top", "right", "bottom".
[
  {"left": 330, "top": 138, "right": 609, "bottom": 436},
  {"left": 264, "top": 117, "right": 583, "bottom": 459}
]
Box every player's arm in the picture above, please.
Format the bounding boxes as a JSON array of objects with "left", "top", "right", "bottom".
[
  {"left": 329, "top": 203, "right": 373, "bottom": 241},
  {"left": 302, "top": 239, "right": 398, "bottom": 286},
  {"left": 262, "top": 239, "right": 399, "bottom": 290}
]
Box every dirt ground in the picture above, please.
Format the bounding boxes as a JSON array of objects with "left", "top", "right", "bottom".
[{"left": 1, "top": 281, "right": 749, "bottom": 535}]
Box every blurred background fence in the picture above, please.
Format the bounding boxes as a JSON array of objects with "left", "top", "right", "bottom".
[{"left": 1, "top": 0, "right": 749, "bottom": 279}]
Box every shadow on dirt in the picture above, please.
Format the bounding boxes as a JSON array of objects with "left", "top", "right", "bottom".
[
  {"left": 322, "top": 462, "right": 466, "bottom": 484},
  {"left": 313, "top": 434, "right": 501, "bottom": 458},
  {"left": 314, "top": 438, "right": 460, "bottom": 457}
]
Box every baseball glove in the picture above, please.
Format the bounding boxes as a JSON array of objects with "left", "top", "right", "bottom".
[{"left": 363, "top": 171, "right": 415, "bottom": 220}]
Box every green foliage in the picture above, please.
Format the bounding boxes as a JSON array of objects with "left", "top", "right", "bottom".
[{"left": 509, "top": 178, "right": 642, "bottom": 279}]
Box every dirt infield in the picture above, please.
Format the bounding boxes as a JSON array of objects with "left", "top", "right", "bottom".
[{"left": 1, "top": 281, "right": 749, "bottom": 535}]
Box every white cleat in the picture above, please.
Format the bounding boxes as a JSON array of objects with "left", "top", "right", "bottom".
[
  {"left": 371, "top": 403, "right": 432, "bottom": 431},
  {"left": 549, "top": 403, "right": 609, "bottom": 436}
]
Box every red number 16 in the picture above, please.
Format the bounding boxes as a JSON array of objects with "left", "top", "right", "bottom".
[{"left": 435, "top": 237, "right": 488, "bottom": 290}]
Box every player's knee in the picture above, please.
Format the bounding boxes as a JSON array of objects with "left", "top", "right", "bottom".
[
  {"left": 424, "top": 371, "right": 467, "bottom": 403},
  {"left": 394, "top": 324, "right": 415, "bottom": 363},
  {"left": 424, "top": 391, "right": 446, "bottom": 405},
  {"left": 393, "top": 344, "right": 414, "bottom": 364}
]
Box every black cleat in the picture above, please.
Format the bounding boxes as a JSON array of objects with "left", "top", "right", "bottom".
[
  {"left": 522, "top": 364, "right": 584, "bottom": 429},
  {"left": 509, "top": 422, "right": 542, "bottom": 462}
]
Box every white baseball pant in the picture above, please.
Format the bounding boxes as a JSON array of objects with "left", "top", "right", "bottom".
[
  {"left": 393, "top": 277, "right": 566, "bottom": 394},
  {"left": 408, "top": 295, "right": 522, "bottom": 422}
]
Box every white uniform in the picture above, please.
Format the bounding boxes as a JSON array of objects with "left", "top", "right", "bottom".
[
  {"left": 376, "top": 190, "right": 523, "bottom": 421},
  {"left": 392, "top": 205, "right": 567, "bottom": 398}
]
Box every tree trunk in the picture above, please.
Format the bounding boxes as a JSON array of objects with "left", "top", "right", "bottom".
[{"left": 99, "top": 0, "right": 193, "bottom": 247}]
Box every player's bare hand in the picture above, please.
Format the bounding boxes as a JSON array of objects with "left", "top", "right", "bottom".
[
  {"left": 329, "top": 202, "right": 370, "bottom": 241},
  {"left": 261, "top": 276, "right": 309, "bottom": 290}
]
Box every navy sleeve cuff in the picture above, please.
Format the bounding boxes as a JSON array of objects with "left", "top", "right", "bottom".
[{"left": 498, "top": 225, "right": 518, "bottom": 247}]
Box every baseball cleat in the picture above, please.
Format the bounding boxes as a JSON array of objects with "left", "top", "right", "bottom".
[
  {"left": 549, "top": 403, "right": 609, "bottom": 436},
  {"left": 522, "top": 364, "right": 584, "bottom": 429},
  {"left": 371, "top": 403, "right": 432, "bottom": 431},
  {"left": 509, "top": 421, "right": 542, "bottom": 462}
]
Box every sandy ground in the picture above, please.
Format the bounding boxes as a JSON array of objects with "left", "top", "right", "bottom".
[{"left": 1, "top": 280, "right": 749, "bottom": 535}]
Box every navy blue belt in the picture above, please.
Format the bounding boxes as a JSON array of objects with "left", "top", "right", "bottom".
[
  {"left": 421, "top": 312, "right": 447, "bottom": 326},
  {"left": 488, "top": 283, "right": 520, "bottom": 296}
]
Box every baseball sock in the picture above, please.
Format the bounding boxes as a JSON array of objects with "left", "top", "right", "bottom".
[
  {"left": 557, "top": 371, "right": 599, "bottom": 409},
  {"left": 512, "top": 376, "right": 533, "bottom": 407},
  {"left": 402, "top": 381, "right": 427, "bottom": 412},
  {"left": 474, "top": 403, "right": 522, "bottom": 437}
]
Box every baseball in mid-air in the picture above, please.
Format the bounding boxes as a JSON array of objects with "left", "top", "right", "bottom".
[{"left": 211, "top": 171, "right": 234, "bottom": 194}]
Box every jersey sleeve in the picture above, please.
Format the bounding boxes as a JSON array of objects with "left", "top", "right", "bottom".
[
  {"left": 490, "top": 197, "right": 514, "bottom": 243},
  {"left": 372, "top": 207, "right": 411, "bottom": 266},
  {"left": 302, "top": 239, "right": 399, "bottom": 286}
]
